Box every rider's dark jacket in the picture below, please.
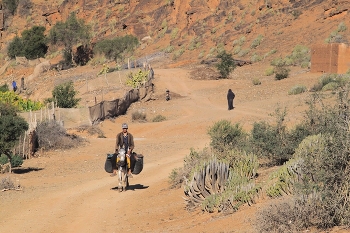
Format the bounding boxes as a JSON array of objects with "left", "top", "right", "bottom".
[{"left": 115, "top": 132, "right": 135, "bottom": 153}]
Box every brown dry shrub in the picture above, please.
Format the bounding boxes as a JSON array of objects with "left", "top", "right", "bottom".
[
  {"left": 36, "top": 120, "right": 85, "bottom": 150},
  {"left": 256, "top": 194, "right": 331, "bottom": 232},
  {"left": 132, "top": 111, "right": 147, "bottom": 122},
  {"left": 0, "top": 176, "right": 15, "bottom": 190},
  {"left": 77, "top": 124, "right": 105, "bottom": 138}
]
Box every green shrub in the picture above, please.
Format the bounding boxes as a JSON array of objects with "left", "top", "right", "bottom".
[
  {"left": 10, "top": 154, "right": 23, "bottom": 167},
  {"left": 250, "top": 53, "right": 262, "bottom": 63},
  {"left": 288, "top": 85, "right": 307, "bottom": 95},
  {"left": 21, "top": 26, "right": 48, "bottom": 60},
  {"left": 322, "top": 82, "right": 338, "bottom": 91},
  {"left": 125, "top": 70, "right": 149, "bottom": 88},
  {"left": 168, "top": 167, "right": 184, "bottom": 189},
  {"left": 170, "top": 28, "right": 179, "bottom": 39},
  {"left": 233, "top": 45, "right": 241, "bottom": 55},
  {"left": 7, "top": 36, "right": 24, "bottom": 59},
  {"left": 310, "top": 73, "right": 349, "bottom": 92},
  {"left": 252, "top": 78, "right": 261, "bottom": 85},
  {"left": 216, "top": 50, "right": 236, "bottom": 78},
  {"left": 337, "top": 22, "right": 347, "bottom": 32},
  {"left": 163, "top": 45, "right": 174, "bottom": 53},
  {"left": 49, "top": 13, "right": 92, "bottom": 66},
  {"left": 284, "top": 45, "right": 310, "bottom": 67},
  {"left": 46, "top": 81, "right": 80, "bottom": 108},
  {"left": 172, "top": 47, "right": 185, "bottom": 60},
  {"left": 94, "top": 35, "right": 139, "bottom": 61},
  {"left": 264, "top": 67, "right": 274, "bottom": 76},
  {"left": 250, "top": 34, "right": 263, "bottom": 49},
  {"left": 152, "top": 115, "right": 166, "bottom": 122},
  {"left": 132, "top": 111, "right": 147, "bottom": 122},
  {"left": 208, "top": 120, "right": 246, "bottom": 152},
  {"left": 237, "top": 49, "right": 250, "bottom": 57},
  {"left": 249, "top": 107, "right": 298, "bottom": 165},
  {"left": 0, "top": 154, "right": 8, "bottom": 165},
  {"left": 274, "top": 66, "right": 290, "bottom": 80},
  {"left": 0, "top": 84, "right": 9, "bottom": 92}
]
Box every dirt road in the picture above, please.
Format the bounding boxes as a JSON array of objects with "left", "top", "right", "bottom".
[{"left": 0, "top": 66, "right": 320, "bottom": 232}]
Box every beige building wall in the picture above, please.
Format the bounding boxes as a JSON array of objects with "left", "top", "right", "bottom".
[
  {"left": 337, "top": 43, "right": 350, "bottom": 74},
  {"left": 311, "top": 43, "right": 350, "bottom": 74}
]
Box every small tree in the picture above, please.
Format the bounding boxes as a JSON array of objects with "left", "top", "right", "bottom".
[
  {"left": 49, "top": 12, "right": 91, "bottom": 66},
  {"left": 46, "top": 81, "right": 80, "bottom": 108},
  {"left": 216, "top": 50, "right": 236, "bottom": 78},
  {"left": 94, "top": 35, "right": 139, "bottom": 62},
  {"left": 0, "top": 102, "right": 28, "bottom": 172},
  {"left": 7, "top": 26, "right": 48, "bottom": 59},
  {"left": 21, "top": 26, "right": 48, "bottom": 59},
  {"left": 7, "top": 36, "right": 24, "bottom": 59}
]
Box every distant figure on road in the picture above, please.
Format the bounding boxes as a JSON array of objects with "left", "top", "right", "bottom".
[
  {"left": 227, "top": 89, "right": 235, "bottom": 110},
  {"left": 12, "top": 80, "right": 17, "bottom": 92},
  {"left": 166, "top": 89, "right": 170, "bottom": 101}
]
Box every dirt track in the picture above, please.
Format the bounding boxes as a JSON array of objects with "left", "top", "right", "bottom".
[{"left": 0, "top": 65, "right": 325, "bottom": 232}]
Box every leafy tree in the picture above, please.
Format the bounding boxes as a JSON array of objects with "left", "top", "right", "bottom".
[
  {"left": 21, "top": 26, "right": 48, "bottom": 59},
  {"left": 46, "top": 81, "right": 80, "bottom": 108},
  {"left": 0, "top": 102, "right": 28, "bottom": 172},
  {"left": 49, "top": 13, "right": 91, "bottom": 66},
  {"left": 3, "top": 0, "right": 19, "bottom": 15},
  {"left": 7, "top": 26, "right": 48, "bottom": 59},
  {"left": 7, "top": 36, "right": 24, "bottom": 59},
  {"left": 216, "top": 50, "right": 236, "bottom": 78},
  {"left": 94, "top": 35, "right": 139, "bottom": 62}
]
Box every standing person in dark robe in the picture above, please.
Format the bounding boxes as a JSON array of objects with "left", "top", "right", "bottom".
[{"left": 227, "top": 89, "right": 235, "bottom": 110}]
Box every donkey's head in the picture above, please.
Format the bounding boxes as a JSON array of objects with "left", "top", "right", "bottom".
[{"left": 118, "top": 148, "right": 126, "bottom": 162}]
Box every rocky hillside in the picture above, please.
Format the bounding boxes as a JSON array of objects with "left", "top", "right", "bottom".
[{"left": 0, "top": 0, "right": 349, "bottom": 68}]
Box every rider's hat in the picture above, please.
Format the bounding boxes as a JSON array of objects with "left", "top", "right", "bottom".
[{"left": 122, "top": 123, "right": 128, "bottom": 129}]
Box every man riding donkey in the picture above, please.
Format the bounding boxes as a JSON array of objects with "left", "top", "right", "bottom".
[{"left": 111, "top": 123, "right": 135, "bottom": 178}]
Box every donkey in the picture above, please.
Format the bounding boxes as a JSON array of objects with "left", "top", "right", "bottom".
[{"left": 116, "top": 149, "right": 129, "bottom": 192}]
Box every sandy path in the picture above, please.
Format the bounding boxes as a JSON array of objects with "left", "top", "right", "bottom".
[{"left": 0, "top": 66, "right": 321, "bottom": 233}]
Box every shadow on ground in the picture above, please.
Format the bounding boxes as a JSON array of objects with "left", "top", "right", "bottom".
[
  {"left": 12, "top": 167, "right": 44, "bottom": 174},
  {"left": 111, "top": 184, "right": 149, "bottom": 191}
]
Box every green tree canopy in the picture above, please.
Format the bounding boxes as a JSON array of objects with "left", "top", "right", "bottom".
[
  {"left": 216, "top": 50, "right": 236, "bottom": 78},
  {"left": 7, "top": 26, "right": 48, "bottom": 59},
  {"left": 21, "top": 26, "right": 48, "bottom": 59},
  {"left": 0, "top": 102, "right": 28, "bottom": 170},
  {"left": 46, "top": 81, "right": 80, "bottom": 108},
  {"left": 49, "top": 13, "right": 91, "bottom": 65},
  {"left": 94, "top": 35, "right": 139, "bottom": 62},
  {"left": 7, "top": 36, "right": 24, "bottom": 59}
]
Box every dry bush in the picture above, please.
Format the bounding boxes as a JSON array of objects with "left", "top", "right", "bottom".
[
  {"left": 132, "top": 111, "right": 147, "bottom": 122},
  {"left": 36, "top": 120, "right": 85, "bottom": 150},
  {"left": 152, "top": 114, "right": 166, "bottom": 122},
  {"left": 77, "top": 124, "right": 105, "bottom": 138},
  {"left": 0, "top": 176, "right": 15, "bottom": 190},
  {"left": 256, "top": 194, "right": 331, "bottom": 232}
]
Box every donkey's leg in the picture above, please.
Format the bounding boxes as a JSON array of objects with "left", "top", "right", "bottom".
[{"left": 118, "top": 169, "right": 123, "bottom": 192}]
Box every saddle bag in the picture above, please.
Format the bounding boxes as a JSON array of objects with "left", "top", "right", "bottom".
[
  {"left": 130, "top": 152, "right": 144, "bottom": 175},
  {"left": 104, "top": 153, "right": 116, "bottom": 173}
]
